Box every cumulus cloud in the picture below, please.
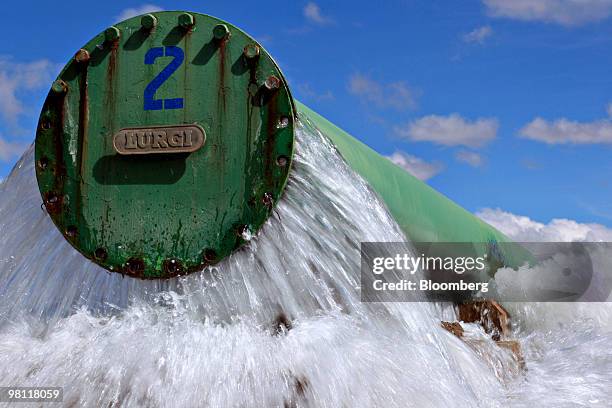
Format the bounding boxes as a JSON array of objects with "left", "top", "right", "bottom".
[
  {"left": 455, "top": 150, "right": 484, "bottom": 167},
  {"left": 482, "top": 0, "right": 612, "bottom": 26},
  {"left": 386, "top": 151, "right": 443, "bottom": 181},
  {"left": 348, "top": 73, "right": 418, "bottom": 111},
  {"left": 0, "top": 57, "right": 58, "bottom": 126},
  {"left": 520, "top": 117, "right": 612, "bottom": 144},
  {"left": 0, "top": 136, "right": 26, "bottom": 163},
  {"left": 477, "top": 208, "right": 612, "bottom": 242},
  {"left": 462, "top": 25, "right": 493, "bottom": 44},
  {"left": 521, "top": 158, "right": 541, "bottom": 170},
  {"left": 395, "top": 114, "right": 498, "bottom": 147},
  {"left": 304, "top": 2, "right": 333, "bottom": 25},
  {"left": 116, "top": 4, "right": 163, "bottom": 22},
  {"left": 297, "top": 83, "right": 334, "bottom": 102}
]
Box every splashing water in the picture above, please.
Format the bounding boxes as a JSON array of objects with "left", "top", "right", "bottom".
[{"left": 0, "top": 116, "right": 611, "bottom": 407}]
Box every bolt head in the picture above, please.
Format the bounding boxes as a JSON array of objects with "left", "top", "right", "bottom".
[
  {"left": 163, "top": 259, "right": 183, "bottom": 275},
  {"left": 262, "top": 192, "right": 274, "bottom": 207},
  {"left": 37, "top": 157, "right": 49, "bottom": 170},
  {"left": 276, "top": 155, "right": 289, "bottom": 167},
  {"left": 243, "top": 44, "right": 260, "bottom": 59},
  {"left": 141, "top": 14, "right": 158, "bottom": 30},
  {"left": 264, "top": 75, "right": 281, "bottom": 91},
  {"left": 94, "top": 247, "right": 108, "bottom": 261},
  {"left": 66, "top": 226, "right": 77, "bottom": 238},
  {"left": 51, "top": 80, "right": 67, "bottom": 94},
  {"left": 213, "top": 24, "right": 230, "bottom": 40},
  {"left": 74, "top": 49, "right": 90, "bottom": 63},
  {"left": 203, "top": 249, "right": 217, "bottom": 263},
  {"left": 277, "top": 116, "right": 290, "bottom": 129},
  {"left": 178, "top": 13, "right": 194, "bottom": 28},
  {"left": 125, "top": 258, "right": 145, "bottom": 276},
  {"left": 105, "top": 26, "right": 121, "bottom": 42}
]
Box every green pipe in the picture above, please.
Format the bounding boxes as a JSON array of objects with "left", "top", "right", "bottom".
[{"left": 296, "top": 102, "right": 529, "bottom": 269}]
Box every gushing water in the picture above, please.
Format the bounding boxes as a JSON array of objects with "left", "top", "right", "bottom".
[{"left": 0, "top": 116, "right": 610, "bottom": 407}]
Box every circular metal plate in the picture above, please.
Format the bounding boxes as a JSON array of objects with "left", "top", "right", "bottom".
[{"left": 35, "top": 11, "right": 295, "bottom": 278}]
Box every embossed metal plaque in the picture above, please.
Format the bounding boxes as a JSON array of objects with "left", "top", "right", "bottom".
[{"left": 113, "top": 124, "right": 205, "bottom": 155}]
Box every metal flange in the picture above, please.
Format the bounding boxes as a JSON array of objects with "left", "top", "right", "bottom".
[{"left": 35, "top": 11, "right": 295, "bottom": 278}]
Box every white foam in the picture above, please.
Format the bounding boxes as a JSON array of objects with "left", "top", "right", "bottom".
[{"left": 0, "top": 117, "right": 609, "bottom": 407}]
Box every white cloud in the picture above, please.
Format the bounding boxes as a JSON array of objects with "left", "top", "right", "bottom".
[
  {"left": 348, "top": 73, "right": 418, "bottom": 111},
  {"left": 520, "top": 117, "right": 612, "bottom": 144},
  {"left": 462, "top": 25, "right": 493, "bottom": 44},
  {"left": 386, "top": 151, "right": 443, "bottom": 181},
  {"left": 607, "top": 102, "right": 612, "bottom": 118},
  {"left": 0, "top": 136, "right": 26, "bottom": 163},
  {"left": 116, "top": 4, "right": 163, "bottom": 22},
  {"left": 477, "top": 208, "right": 612, "bottom": 242},
  {"left": 455, "top": 150, "right": 484, "bottom": 167},
  {"left": 304, "top": 2, "right": 333, "bottom": 25},
  {"left": 521, "top": 158, "right": 541, "bottom": 170},
  {"left": 483, "top": 0, "right": 612, "bottom": 26},
  {"left": 396, "top": 114, "right": 498, "bottom": 147},
  {"left": 297, "top": 83, "right": 334, "bottom": 102},
  {"left": 0, "top": 58, "right": 58, "bottom": 126}
]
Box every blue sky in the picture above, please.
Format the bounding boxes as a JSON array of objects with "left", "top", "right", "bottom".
[{"left": 1, "top": 0, "right": 611, "bottom": 230}]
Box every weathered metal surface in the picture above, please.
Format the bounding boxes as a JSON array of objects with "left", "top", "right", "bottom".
[
  {"left": 35, "top": 11, "right": 295, "bottom": 278},
  {"left": 112, "top": 125, "right": 205, "bottom": 155}
]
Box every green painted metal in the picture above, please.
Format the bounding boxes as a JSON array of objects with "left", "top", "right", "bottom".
[
  {"left": 296, "top": 102, "right": 530, "bottom": 268},
  {"left": 35, "top": 11, "right": 295, "bottom": 278}
]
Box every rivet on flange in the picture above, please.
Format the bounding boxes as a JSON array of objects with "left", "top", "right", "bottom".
[
  {"left": 104, "top": 26, "right": 121, "bottom": 42},
  {"left": 94, "top": 247, "right": 108, "bottom": 261},
  {"left": 264, "top": 75, "right": 280, "bottom": 91},
  {"left": 125, "top": 258, "right": 145, "bottom": 276},
  {"left": 141, "top": 14, "right": 158, "bottom": 30},
  {"left": 74, "top": 49, "right": 90, "bottom": 64},
  {"left": 213, "top": 24, "right": 230, "bottom": 40},
  {"left": 243, "top": 44, "right": 260, "bottom": 59},
  {"left": 276, "top": 155, "right": 289, "bottom": 167},
  {"left": 178, "top": 13, "right": 195, "bottom": 29},
  {"left": 203, "top": 249, "right": 217, "bottom": 263},
  {"left": 51, "top": 80, "right": 67, "bottom": 94}
]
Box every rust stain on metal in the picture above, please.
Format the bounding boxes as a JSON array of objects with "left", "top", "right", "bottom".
[
  {"left": 264, "top": 92, "right": 279, "bottom": 190},
  {"left": 183, "top": 31, "right": 191, "bottom": 123},
  {"left": 106, "top": 40, "right": 119, "bottom": 107},
  {"left": 218, "top": 37, "right": 227, "bottom": 111},
  {"left": 100, "top": 40, "right": 119, "bottom": 246},
  {"left": 76, "top": 63, "right": 89, "bottom": 226},
  {"left": 49, "top": 90, "right": 67, "bottom": 213}
]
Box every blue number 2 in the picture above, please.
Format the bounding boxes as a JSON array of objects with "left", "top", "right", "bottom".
[{"left": 144, "top": 46, "right": 184, "bottom": 111}]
